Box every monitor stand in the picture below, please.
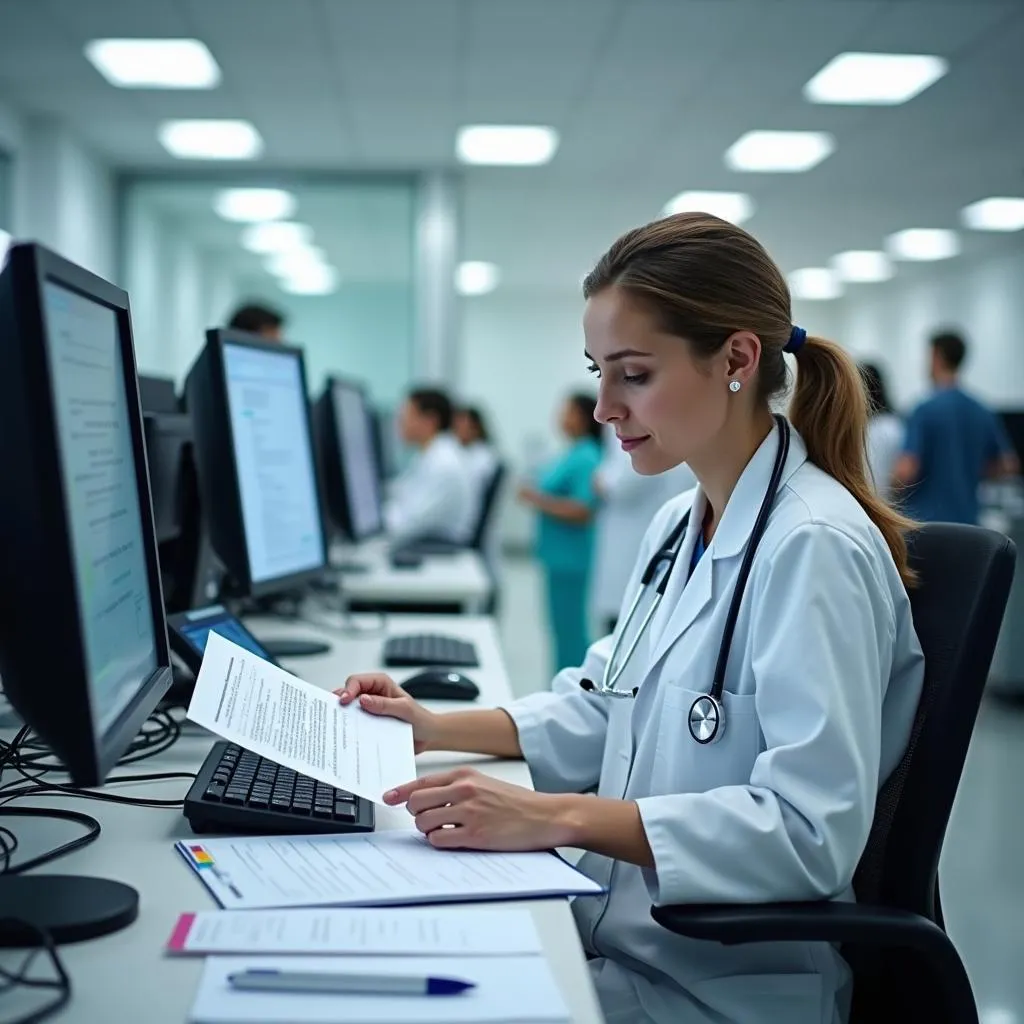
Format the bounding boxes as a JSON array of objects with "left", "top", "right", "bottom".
[
  {"left": 259, "top": 637, "right": 331, "bottom": 658},
  {"left": 0, "top": 875, "right": 138, "bottom": 946}
]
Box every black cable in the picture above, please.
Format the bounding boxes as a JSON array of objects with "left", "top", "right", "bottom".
[
  {"left": 0, "top": 918, "right": 71, "bottom": 1024},
  {"left": 0, "top": 807, "right": 101, "bottom": 875}
]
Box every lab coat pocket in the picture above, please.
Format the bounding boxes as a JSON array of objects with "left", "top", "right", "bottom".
[
  {"left": 654, "top": 686, "right": 760, "bottom": 794},
  {"left": 688, "top": 972, "right": 827, "bottom": 1023}
]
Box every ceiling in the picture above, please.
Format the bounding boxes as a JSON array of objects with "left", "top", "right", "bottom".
[{"left": 1, "top": 0, "right": 1023, "bottom": 292}]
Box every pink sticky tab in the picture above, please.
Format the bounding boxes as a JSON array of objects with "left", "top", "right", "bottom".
[{"left": 167, "top": 913, "right": 196, "bottom": 953}]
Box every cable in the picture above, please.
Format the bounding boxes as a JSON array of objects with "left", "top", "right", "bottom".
[
  {"left": 0, "top": 807, "right": 100, "bottom": 875},
  {"left": 0, "top": 918, "right": 71, "bottom": 1024}
]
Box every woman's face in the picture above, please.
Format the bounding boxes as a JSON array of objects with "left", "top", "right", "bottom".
[
  {"left": 583, "top": 286, "right": 731, "bottom": 475},
  {"left": 559, "top": 400, "right": 582, "bottom": 439}
]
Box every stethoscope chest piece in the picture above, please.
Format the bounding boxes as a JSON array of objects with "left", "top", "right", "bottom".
[{"left": 688, "top": 694, "right": 725, "bottom": 744}]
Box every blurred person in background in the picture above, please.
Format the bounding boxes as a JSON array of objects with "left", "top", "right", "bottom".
[
  {"left": 454, "top": 405, "right": 500, "bottom": 536},
  {"left": 518, "top": 393, "right": 603, "bottom": 674},
  {"left": 860, "top": 362, "right": 903, "bottom": 501},
  {"left": 591, "top": 429, "right": 696, "bottom": 636},
  {"left": 893, "top": 330, "right": 1019, "bottom": 523},
  {"left": 385, "top": 387, "right": 472, "bottom": 545},
  {"left": 228, "top": 302, "right": 286, "bottom": 341}
]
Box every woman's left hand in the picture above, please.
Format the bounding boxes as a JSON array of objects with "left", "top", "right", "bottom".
[
  {"left": 516, "top": 483, "right": 539, "bottom": 505},
  {"left": 384, "top": 767, "right": 573, "bottom": 851}
]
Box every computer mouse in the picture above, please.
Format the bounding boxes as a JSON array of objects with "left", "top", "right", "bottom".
[{"left": 401, "top": 670, "right": 480, "bottom": 701}]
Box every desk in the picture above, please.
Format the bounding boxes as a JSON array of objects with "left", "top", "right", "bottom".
[
  {"left": 2, "top": 614, "right": 604, "bottom": 1024},
  {"left": 331, "top": 538, "right": 492, "bottom": 614}
]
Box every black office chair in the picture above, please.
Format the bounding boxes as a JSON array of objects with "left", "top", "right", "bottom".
[
  {"left": 651, "top": 523, "right": 1016, "bottom": 1024},
  {"left": 469, "top": 462, "right": 506, "bottom": 552}
]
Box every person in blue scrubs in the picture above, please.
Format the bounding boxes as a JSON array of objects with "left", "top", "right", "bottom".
[
  {"left": 893, "top": 331, "right": 1018, "bottom": 523},
  {"left": 518, "top": 393, "right": 603, "bottom": 674}
]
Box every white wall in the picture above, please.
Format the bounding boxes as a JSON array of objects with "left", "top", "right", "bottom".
[
  {"left": 10, "top": 117, "right": 115, "bottom": 281},
  {"left": 837, "top": 242, "right": 1024, "bottom": 414},
  {"left": 0, "top": 99, "right": 22, "bottom": 156}
]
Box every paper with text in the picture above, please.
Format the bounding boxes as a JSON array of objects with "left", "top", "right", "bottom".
[
  {"left": 166, "top": 906, "right": 543, "bottom": 957},
  {"left": 186, "top": 631, "right": 415, "bottom": 802},
  {"left": 175, "top": 831, "right": 604, "bottom": 910},
  {"left": 190, "top": 954, "right": 570, "bottom": 1024}
]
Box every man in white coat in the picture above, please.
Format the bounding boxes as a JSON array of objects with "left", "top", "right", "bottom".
[
  {"left": 591, "top": 428, "right": 696, "bottom": 635},
  {"left": 384, "top": 388, "right": 472, "bottom": 545}
]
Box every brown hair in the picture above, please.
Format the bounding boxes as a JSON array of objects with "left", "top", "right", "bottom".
[{"left": 583, "top": 212, "right": 915, "bottom": 587}]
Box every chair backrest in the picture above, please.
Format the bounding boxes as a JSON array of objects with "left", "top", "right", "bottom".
[
  {"left": 853, "top": 523, "right": 1015, "bottom": 918},
  {"left": 469, "top": 463, "right": 506, "bottom": 551}
]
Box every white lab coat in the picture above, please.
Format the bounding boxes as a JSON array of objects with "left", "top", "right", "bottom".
[
  {"left": 591, "top": 438, "right": 697, "bottom": 622},
  {"left": 504, "top": 423, "right": 924, "bottom": 1024},
  {"left": 383, "top": 433, "right": 473, "bottom": 544},
  {"left": 866, "top": 413, "right": 904, "bottom": 500}
]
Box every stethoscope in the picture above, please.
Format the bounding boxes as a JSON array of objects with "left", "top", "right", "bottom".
[{"left": 580, "top": 414, "right": 791, "bottom": 745}]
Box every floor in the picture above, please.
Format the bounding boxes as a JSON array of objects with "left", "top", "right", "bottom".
[{"left": 496, "top": 553, "right": 1024, "bottom": 1024}]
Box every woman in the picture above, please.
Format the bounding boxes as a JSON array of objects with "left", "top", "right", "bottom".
[
  {"left": 517, "top": 394, "right": 603, "bottom": 673},
  {"left": 338, "top": 214, "right": 924, "bottom": 1024},
  {"left": 453, "top": 404, "right": 500, "bottom": 540},
  {"left": 860, "top": 362, "right": 903, "bottom": 500}
]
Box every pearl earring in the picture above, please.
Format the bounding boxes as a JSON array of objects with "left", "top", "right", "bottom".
[{"left": 729, "top": 380, "right": 742, "bottom": 393}]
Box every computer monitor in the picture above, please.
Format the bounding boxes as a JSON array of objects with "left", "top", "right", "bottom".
[
  {"left": 0, "top": 242, "right": 173, "bottom": 942},
  {"left": 185, "top": 329, "right": 328, "bottom": 597},
  {"left": 312, "top": 377, "right": 384, "bottom": 543},
  {"left": 999, "top": 410, "right": 1024, "bottom": 467}
]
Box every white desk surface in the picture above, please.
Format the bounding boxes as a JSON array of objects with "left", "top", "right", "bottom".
[
  {"left": 331, "top": 539, "right": 492, "bottom": 611},
  {"left": 2, "top": 614, "right": 604, "bottom": 1024}
]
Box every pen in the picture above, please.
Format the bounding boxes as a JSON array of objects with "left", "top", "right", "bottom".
[{"left": 227, "top": 969, "right": 475, "bottom": 996}]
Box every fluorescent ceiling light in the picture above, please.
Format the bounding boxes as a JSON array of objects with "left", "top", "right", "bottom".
[
  {"left": 85, "top": 38, "right": 220, "bottom": 89},
  {"left": 215, "top": 188, "right": 295, "bottom": 223},
  {"left": 158, "top": 120, "right": 262, "bottom": 160},
  {"left": 831, "top": 250, "right": 894, "bottom": 283},
  {"left": 280, "top": 264, "right": 338, "bottom": 296},
  {"left": 265, "top": 247, "right": 327, "bottom": 278},
  {"left": 788, "top": 268, "right": 843, "bottom": 301},
  {"left": 456, "top": 125, "right": 559, "bottom": 166},
  {"left": 886, "top": 228, "right": 960, "bottom": 261},
  {"left": 662, "top": 191, "right": 754, "bottom": 225},
  {"left": 241, "top": 221, "right": 313, "bottom": 255},
  {"left": 961, "top": 197, "right": 1024, "bottom": 232},
  {"left": 455, "top": 261, "right": 500, "bottom": 296},
  {"left": 725, "top": 130, "right": 835, "bottom": 173},
  {"left": 804, "top": 52, "right": 947, "bottom": 105}
]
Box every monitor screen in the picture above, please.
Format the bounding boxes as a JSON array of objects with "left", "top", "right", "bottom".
[
  {"left": 223, "top": 342, "right": 326, "bottom": 584},
  {"left": 42, "top": 281, "right": 158, "bottom": 741},
  {"left": 331, "top": 382, "right": 383, "bottom": 539}
]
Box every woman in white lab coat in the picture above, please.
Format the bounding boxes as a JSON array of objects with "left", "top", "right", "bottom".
[
  {"left": 860, "top": 362, "right": 904, "bottom": 501},
  {"left": 591, "top": 429, "right": 696, "bottom": 635},
  {"left": 338, "top": 213, "right": 925, "bottom": 1024}
]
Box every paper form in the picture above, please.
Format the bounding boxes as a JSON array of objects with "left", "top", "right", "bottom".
[
  {"left": 175, "top": 831, "right": 604, "bottom": 911},
  {"left": 186, "top": 631, "right": 415, "bottom": 803},
  {"left": 189, "top": 954, "right": 571, "bottom": 1024},
  {"left": 166, "top": 906, "right": 543, "bottom": 957}
]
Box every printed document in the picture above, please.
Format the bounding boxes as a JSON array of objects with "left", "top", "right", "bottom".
[
  {"left": 166, "top": 906, "right": 543, "bottom": 957},
  {"left": 176, "top": 831, "right": 604, "bottom": 910},
  {"left": 186, "top": 632, "right": 415, "bottom": 802},
  {"left": 190, "top": 954, "right": 570, "bottom": 1024}
]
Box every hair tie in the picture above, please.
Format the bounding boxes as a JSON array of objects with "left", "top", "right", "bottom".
[{"left": 784, "top": 325, "right": 807, "bottom": 355}]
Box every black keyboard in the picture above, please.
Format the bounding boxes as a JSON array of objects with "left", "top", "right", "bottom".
[
  {"left": 382, "top": 633, "right": 480, "bottom": 668},
  {"left": 391, "top": 539, "right": 464, "bottom": 558},
  {"left": 183, "top": 742, "right": 375, "bottom": 836}
]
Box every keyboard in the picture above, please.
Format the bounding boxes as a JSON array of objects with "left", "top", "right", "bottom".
[
  {"left": 390, "top": 538, "right": 464, "bottom": 558},
  {"left": 382, "top": 633, "right": 480, "bottom": 668},
  {"left": 183, "top": 742, "right": 375, "bottom": 836}
]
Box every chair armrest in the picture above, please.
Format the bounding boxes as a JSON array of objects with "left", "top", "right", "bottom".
[{"left": 651, "top": 900, "right": 946, "bottom": 949}]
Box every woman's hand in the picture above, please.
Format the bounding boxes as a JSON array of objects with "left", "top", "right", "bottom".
[
  {"left": 384, "top": 767, "right": 575, "bottom": 851},
  {"left": 334, "top": 674, "right": 439, "bottom": 755},
  {"left": 516, "top": 483, "right": 539, "bottom": 505}
]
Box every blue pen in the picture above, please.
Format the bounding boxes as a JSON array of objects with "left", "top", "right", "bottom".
[{"left": 227, "top": 969, "right": 475, "bottom": 996}]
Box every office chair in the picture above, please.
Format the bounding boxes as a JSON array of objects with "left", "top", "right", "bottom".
[
  {"left": 469, "top": 462, "right": 506, "bottom": 552},
  {"left": 651, "top": 523, "right": 1016, "bottom": 1024}
]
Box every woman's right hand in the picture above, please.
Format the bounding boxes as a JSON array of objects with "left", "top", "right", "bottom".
[{"left": 334, "top": 674, "right": 438, "bottom": 755}]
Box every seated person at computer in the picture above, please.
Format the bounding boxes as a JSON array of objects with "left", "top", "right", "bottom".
[
  {"left": 454, "top": 404, "right": 500, "bottom": 535},
  {"left": 227, "top": 301, "right": 286, "bottom": 342},
  {"left": 385, "top": 388, "right": 472, "bottom": 545}
]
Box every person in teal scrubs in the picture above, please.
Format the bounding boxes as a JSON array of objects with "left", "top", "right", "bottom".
[{"left": 518, "top": 393, "right": 603, "bottom": 674}]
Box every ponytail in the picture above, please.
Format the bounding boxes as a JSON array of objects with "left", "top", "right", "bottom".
[{"left": 790, "top": 337, "right": 916, "bottom": 587}]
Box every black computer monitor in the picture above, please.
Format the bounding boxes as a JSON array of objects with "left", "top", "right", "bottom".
[
  {"left": 312, "top": 377, "right": 384, "bottom": 543},
  {"left": 184, "top": 329, "right": 329, "bottom": 657},
  {"left": 999, "top": 410, "right": 1024, "bottom": 467},
  {"left": 0, "top": 242, "right": 173, "bottom": 942}
]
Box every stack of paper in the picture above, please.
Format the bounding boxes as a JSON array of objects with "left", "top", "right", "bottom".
[
  {"left": 176, "top": 830, "right": 604, "bottom": 910},
  {"left": 189, "top": 954, "right": 571, "bottom": 1024}
]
